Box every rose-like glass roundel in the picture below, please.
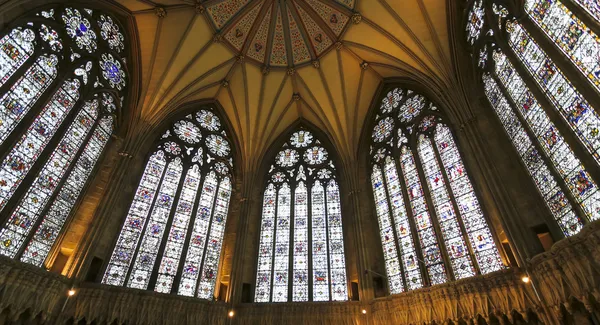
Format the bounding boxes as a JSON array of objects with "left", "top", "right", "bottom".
[
  {"left": 304, "top": 146, "right": 328, "bottom": 165},
  {"left": 100, "top": 53, "right": 125, "bottom": 90},
  {"left": 372, "top": 117, "right": 394, "bottom": 143},
  {"left": 380, "top": 88, "right": 403, "bottom": 113},
  {"left": 62, "top": 8, "right": 97, "bottom": 53},
  {"left": 174, "top": 120, "right": 201, "bottom": 144},
  {"left": 206, "top": 134, "right": 230, "bottom": 157},
  {"left": 164, "top": 141, "right": 181, "bottom": 155},
  {"left": 197, "top": 110, "right": 221, "bottom": 131},
  {"left": 399, "top": 95, "right": 425, "bottom": 122},
  {"left": 214, "top": 161, "right": 229, "bottom": 175},
  {"left": 276, "top": 149, "right": 299, "bottom": 167},
  {"left": 290, "top": 130, "right": 313, "bottom": 148}
]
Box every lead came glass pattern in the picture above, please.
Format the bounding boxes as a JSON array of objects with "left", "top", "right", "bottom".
[
  {"left": 104, "top": 109, "right": 234, "bottom": 300},
  {"left": 178, "top": 172, "right": 218, "bottom": 296},
  {"left": 103, "top": 152, "right": 167, "bottom": 286},
  {"left": 293, "top": 181, "right": 309, "bottom": 301},
  {"left": 493, "top": 51, "right": 600, "bottom": 224},
  {"left": 326, "top": 180, "right": 348, "bottom": 301},
  {"left": 370, "top": 87, "right": 506, "bottom": 294},
  {"left": 0, "top": 79, "right": 80, "bottom": 213},
  {"left": 0, "top": 28, "right": 36, "bottom": 87},
  {"left": 434, "top": 125, "right": 504, "bottom": 273},
  {"left": 22, "top": 116, "right": 114, "bottom": 266},
  {"left": 524, "top": 0, "right": 600, "bottom": 93},
  {"left": 506, "top": 21, "right": 600, "bottom": 163},
  {"left": 383, "top": 157, "right": 422, "bottom": 291},
  {"left": 0, "top": 55, "right": 58, "bottom": 145},
  {"left": 483, "top": 75, "right": 585, "bottom": 235},
  {"left": 0, "top": 5, "right": 127, "bottom": 266},
  {"left": 272, "top": 183, "right": 291, "bottom": 302},
  {"left": 154, "top": 165, "right": 202, "bottom": 294},
  {"left": 400, "top": 147, "right": 448, "bottom": 285},
  {"left": 371, "top": 166, "right": 404, "bottom": 294},
  {"left": 466, "top": 0, "right": 484, "bottom": 45},
  {"left": 254, "top": 128, "right": 348, "bottom": 303},
  {"left": 311, "top": 181, "right": 329, "bottom": 301},
  {"left": 0, "top": 99, "right": 97, "bottom": 258},
  {"left": 127, "top": 159, "right": 184, "bottom": 290},
  {"left": 418, "top": 136, "right": 475, "bottom": 279},
  {"left": 0, "top": 6, "right": 127, "bottom": 265},
  {"left": 255, "top": 184, "right": 277, "bottom": 302},
  {"left": 197, "top": 177, "right": 231, "bottom": 299},
  {"left": 572, "top": 0, "right": 600, "bottom": 21}
]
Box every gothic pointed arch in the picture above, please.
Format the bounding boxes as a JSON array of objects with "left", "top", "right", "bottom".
[
  {"left": 102, "top": 102, "right": 236, "bottom": 300},
  {"left": 0, "top": 3, "right": 130, "bottom": 268},
  {"left": 253, "top": 120, "right": 349, "bottom": 303},
  {"left": 466, "top": 0, "right": 600, "bottom": 239},
  {"left": 365, "top": 83, "right": 506, "bottom": 294}
]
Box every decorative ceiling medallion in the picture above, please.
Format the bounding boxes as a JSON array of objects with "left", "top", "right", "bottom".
[{"left": 206, "top": 0, "right": 353, "bottom": 68}]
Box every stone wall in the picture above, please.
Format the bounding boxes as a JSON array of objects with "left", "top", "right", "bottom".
[{"left": 3, "top": 220, "right": 600, "bottom": 324}]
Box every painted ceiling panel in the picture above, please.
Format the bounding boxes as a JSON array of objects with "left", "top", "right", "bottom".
[{"left": 120, "top": 0, "right": 452, "bottom": 167}]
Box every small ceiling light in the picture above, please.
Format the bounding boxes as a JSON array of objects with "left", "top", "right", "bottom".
[
  {"left": 68, "top": 289, "right": 76, "bottom": 296},
  {"left": 362, "top": 309, "right": 367, "bottom": 315},
  {"left": 521, "top": 276, "right": 530, "bottom": 283},
  {"left": 228, "top": 310, "right": 235, "bottom": 318}
]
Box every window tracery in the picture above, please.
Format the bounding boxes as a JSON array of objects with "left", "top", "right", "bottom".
[
  {"left": 254, "top": 128, "right": 348, "bottom": 302},
  {"left": 370, "top": 88, "right": 504, "bottom": 294},
  {"left": 103, "top": 109, "right": 234, "bottom": 301},
  {"left": 0, "top": 5, "right": 126, "bottom": 266},
  {"left": 467, "top": 0, "right": 600, "bottom": 237}
]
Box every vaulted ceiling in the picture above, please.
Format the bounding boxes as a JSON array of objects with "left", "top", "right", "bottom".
[{"left": 118, "top": 0, "right": 454, "bottom": 171}]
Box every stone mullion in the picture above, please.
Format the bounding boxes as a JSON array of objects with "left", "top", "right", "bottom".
[
  {"left": 394, "top": 156, "right": 431, "bottom": 287},
  {"left": 123, "top": 161, "right": 170, "bottom": 286},
  {"left": 146, "top": 166, "right": 188, "bottom": 291},
  {"left": 496, "top": 36, "right": 600, "bottom": 185},
  {"left": 493, "top": 73, "right": 588, "bottom": 230},
  {"left": 268, "top": 188, "right": 280, "bottom": 302},
  {"left": 323, "top": 180, "right": 332, "bottom": 301},
  {"left": 429, "top": 134, "right": 482, "bottom": 275},
  {"left": 170, "top": 170, "right": 205, "bottom": 295},
  {"left": 14, "top": 115, "right": 102, "bottom": 261},
  {"left": 0, "top": 84, "right": 93, "bottom": 225},
  {"left": 377, "top": 162, "right": 409, "bottom": 293},
  {"left": 288, "top": 183, "right": 296, "bottom": 302},
  {"left": 0, "top": 45, "right": 41, "bottom": 100},
  {"left": 0, "top": 62, "right": 73, "bottom": 164},
  {"left": 411, "top": 144, "right": 456, "bottom": 282},
  {"left": 519, "top": 15, "right": 600, "bottom": 111},
  {"left": 307, "top": 181, "right": 314, "bottom": 301},
  {"left": 559, "top": 0, "right": 600, "bottom": 37},
  {"left": 194, "top": 178, "right": 222, "bottom": 298}
]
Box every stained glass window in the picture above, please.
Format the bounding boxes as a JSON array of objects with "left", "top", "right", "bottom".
[
  {"left": 369, "top": 88, "right": 505, "bottom": 294},
  {"left": 465, "top": 0, "right": 600, "bottom": 238},
  {"left": 466, "top": 0, "right": 485, "bottom": 45},
  {"left": 0, "top": 6, "right": 126, "bottom": 266},
  {"left": 505, "top": 21, "right": 600, "bottom": 163},
  {"left": 103, "top": 109, "right": 234, "bottom": 301},
  {"left": 254, "top": 128, "right": 348, "bottom": 302},
  {"left": 492, "top": 50, "right": 600, "bottom": 225},
  {"left": 524, "top": 0, "right": 600, "bottom": 92}
]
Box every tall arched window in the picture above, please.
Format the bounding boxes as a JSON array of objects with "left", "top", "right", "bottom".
[
  {"left": 102, "top": 108, "right": 233, "bottom": 300},
  {"left": 370, "top": 88, "right": 504, "bottom": 294},
  {"left": 0, "top": 6, "right": 127, "bottom": 267},
  {"left": 466, "top": 0, "right": 600, "bottom": 237},
  {"left": 254, "top": 128, "right": 348, "bottom": 303}
]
